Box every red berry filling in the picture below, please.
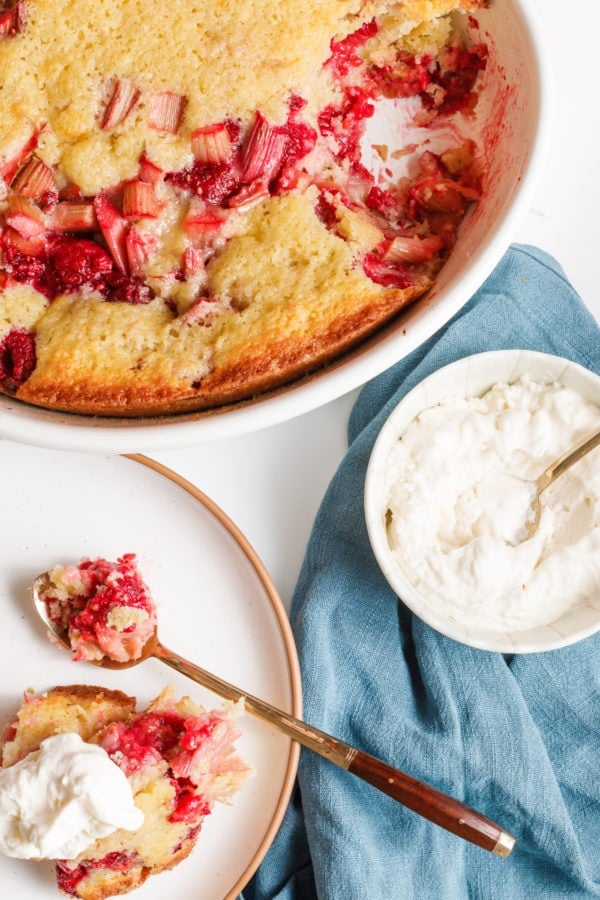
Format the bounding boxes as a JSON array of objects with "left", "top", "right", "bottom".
[
  {"left": 169, "top": 777, "right": 211, "bottom": 823},
  {"left": 318, "top": 86, "right": 375, "bottom": 173},
  {"left": 0, "top": 2, "right": 26, "bottom": 41},
  {"left": 40, "top": 553, "right": 158, "bottom": 662},
  {"left": 98, "top": 705, "right": 234, "bottom": 830},
  {"left": 421, "top": 43, "right": 488, "bottom": 115},
  {"left": 166, "top": 103, "right": 317, "bottom": 205},
  {"left": 0, "top": 327, "right": 36, "bottom": 391},
  {"left": 326, "top": 19, "right": 379, "bottom": 79},
  {"left": 1, "top": 231, "right": 155, "bottom": 302},
  {"left": 47, "top": 236, "right": 114, "bottom": 292},
  {"left": 56, "top": 851, "right": 138, "bottom": 896},
  {"left": 100, "top": 711, "right": 186, "bottom": 775}
]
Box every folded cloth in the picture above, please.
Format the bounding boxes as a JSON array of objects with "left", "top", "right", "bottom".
[{"left": 241, "top": 245, "right": 600, "bottom": 900}]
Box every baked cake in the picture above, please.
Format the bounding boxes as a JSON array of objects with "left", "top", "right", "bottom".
[
  {"left": 1, "top": 685, "right": 250, "bottom": 898},
  {"left": 37, "top": 554, "right": 158, "bottom": 663},
  {"left": 0, "top": 0, "right": 489, "bottom": 416}
]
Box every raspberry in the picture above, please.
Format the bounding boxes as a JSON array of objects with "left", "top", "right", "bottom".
[
  {"left": 0, "top": 327, "right": 36, "bottom": 392},
  {"left": 169, "top": 778, "right": 210, "bottom": 823},
  {"left": 363, "top": 251, "right": 413, "bottom": 289},
  {"left": 1, "top": 244, "right": 50, "bottom": 296},
  {"left": 167, "top": 160, "right": 242, "bottom": 205},
  {"left": 47, "top": 237, "right": 114, "bottom": 293},
  {"left": 97, "top": 272, "right": 155, "bottom": 304}
]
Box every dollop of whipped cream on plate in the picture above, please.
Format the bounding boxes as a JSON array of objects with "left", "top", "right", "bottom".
[{"left": 0, "top": 732, "right": 143, "bottom": 860}]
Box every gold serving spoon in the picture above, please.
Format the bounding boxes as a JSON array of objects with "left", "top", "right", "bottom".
[
  {"left": 518, "top": 425, "right": 600, "bottom": 543},
  {"left": 32, "top": 573, "right": 514, "bottom": 857}
]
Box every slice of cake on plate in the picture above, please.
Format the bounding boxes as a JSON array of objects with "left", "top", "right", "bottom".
[{"left": 1, "top": 685, "right": 250, "bottom": 899}]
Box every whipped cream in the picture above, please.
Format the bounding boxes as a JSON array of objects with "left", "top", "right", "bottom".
[
  {"left": 383, "top": 376, "right": 600, "bottom": 632},
  {"left": 0, "top": 733, "right": 143, "bottom": 860}
]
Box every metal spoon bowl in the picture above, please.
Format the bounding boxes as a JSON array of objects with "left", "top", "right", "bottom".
[{"left": 32, "top": 572, "right": 514, "bottom": 857}]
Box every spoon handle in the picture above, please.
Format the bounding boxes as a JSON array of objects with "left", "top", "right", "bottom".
[
  {"left": 538, "top": 425, "right": 600, "bottom": 492},
  {"left": 154, "top": 642, "right": 514, "bottom": 857}
]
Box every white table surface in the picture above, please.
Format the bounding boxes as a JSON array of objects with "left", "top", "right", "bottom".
[{"left": 151, "top": 0, "right": 600, "bottom": 613}]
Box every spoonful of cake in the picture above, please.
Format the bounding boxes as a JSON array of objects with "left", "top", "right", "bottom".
[{"left": 32, "top": 554, "right": 515, "bottom": 857}]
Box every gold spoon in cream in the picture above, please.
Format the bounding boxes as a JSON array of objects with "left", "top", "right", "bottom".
[
  {"left": 32, "top": 571, "right": 514, "bottom": 857},
  {"left": 517, "top": 425, "right": 600, "bottom": 543}
]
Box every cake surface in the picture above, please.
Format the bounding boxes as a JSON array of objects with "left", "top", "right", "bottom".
[
  {"left": 0, "top": 0, "right": 488, "bottom": 416},
  {"left": 1, "top": 685, "right": 250, "bottom": 899}
]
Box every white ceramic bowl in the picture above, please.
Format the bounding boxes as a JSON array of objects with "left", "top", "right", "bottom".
[
  {"left": 365, "top": 350, "right": 600, "bottom": 653},
  {"left": 0, "top": 0, "right": 550, "bottom": 453}
]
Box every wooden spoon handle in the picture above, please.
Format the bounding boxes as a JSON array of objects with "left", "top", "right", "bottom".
[
  {"left": 155, "top": 642, "right": 514, "bottom": 856},
  {"left": 346, "top": 748, "right": 514, "bottom": 856}
]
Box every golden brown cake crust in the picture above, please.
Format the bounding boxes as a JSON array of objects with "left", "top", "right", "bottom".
[
  {"left": 1, "top": 685, "right": 136, "bottom": 767},
  {"left": 0, "top": 0, "right": 488, "bottom": 417},
  {"left": 15, "top": 280, "right": 430, "bottom": 416}
]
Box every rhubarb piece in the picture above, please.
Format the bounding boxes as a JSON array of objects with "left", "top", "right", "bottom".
[
  {"left": 59, "top": 183, "right": 85, "bottom": 201},
  {"left": 409, "top": 178, "right": 467, "bottom": 214},
  {"left": 0, "top": 327, "right": 36, "bottom": 392},
  {"left": 122, "top": 179, "right": 161, "bottom": 218},
  {"left": 2, "top": 226, "right": 46, "bottom": 256},
  {"left": 182, "top": 246, "right": 204, "bottom": 276},
  {"left": 93, "top": 192, "right": 129, "bottom": 273},
  {"left": 125, "top": 227, "right": 156, "bottom": 274},
  {"left": 179, "top": 295, "right": 221, "bottom": 326},
  {"left": 10, "top": 155, "right": 56, "bottom": 200},
  {"left": 183, "top": 200, "right": 228, "bottom": 244},
  {"left": 0, "top": 0, "right": 25, "bottom": 39},
  {"left": 228, "top": 181, "right": 270, "bottom": 211},
  {"left": 0, "top": 128, "right": 41, "bottom": 186},
  {"left": 47, "top": 201, "right": 97, "bottom": 232},
  {"left": 148, "top": 92, "right": 187, "bottom": 133},
  {"left": 101, "top": 79, "right": 140, "bottom": 130},
  {"left": 381, "top": 234, "right": 444, "bottom": 264},
  {"left": 241, "top": 111, "right": 287, "bottom": 185},
  {"left": 5, "top": 194, "right": 46, "bottom": 239},
  {"left": 138, "top": 152, "right": 164, "bottom": 185},
  {"left": 191, "top": 123, "right": 232, "bottom": 165}
]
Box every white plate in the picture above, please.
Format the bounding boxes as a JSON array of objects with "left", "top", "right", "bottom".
[
  {"left": 0, "top": 0, "right": 550, "bottom": 453},
  {"left": 0, "top": 444, "right": 301, "bottom": 898}
]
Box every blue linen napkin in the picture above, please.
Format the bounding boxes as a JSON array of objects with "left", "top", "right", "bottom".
[{"left": 242, "top": 245, "right": 600, "bottom": 900}]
